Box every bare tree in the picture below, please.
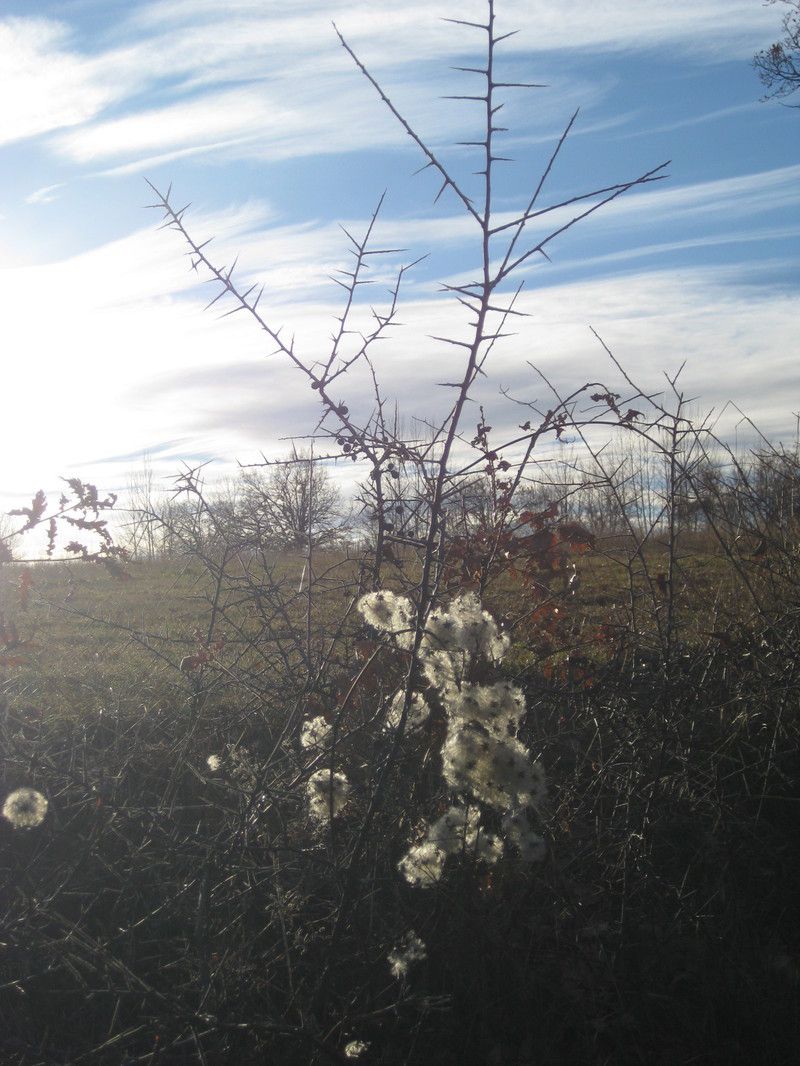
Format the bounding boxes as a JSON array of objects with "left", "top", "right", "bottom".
[
  {"left": 239, "top": 448, "right": 344, "bottom": 550},
  {"left": 754, "top": 0, "right": 800, "bottom": 103},
  {"left": 120, "top": 453, "right": 159, "bottom": 561}
]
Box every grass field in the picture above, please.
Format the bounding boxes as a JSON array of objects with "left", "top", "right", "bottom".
[{"left": 0, "top": 535, "right": 748, "bottom": 715}]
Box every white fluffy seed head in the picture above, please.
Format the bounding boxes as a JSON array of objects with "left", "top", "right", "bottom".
[
  {"left": 427, "top": 804, "right": 480, "bottom": 854},
  {"left": 385, "top": 690, "right": 429, "bottom": 733},
  {"left": 427, "top": 804, "right": 501, "bottom": 864},
  {"left": 422, "top": 593, "right": 509, "bottom": 663},
  {"left": 388, "top": 931, "right": 427, "bottom": 979},
  {"left": 2, "top": 788, "right": 48, "bottom": 829},
  {"left": 344, "top": 1039, "right": 370, "bottom": 1058},
  {"left": 206, "top": 754, "right": 221, "bottom": 772},
  {"left": 445, "top": 681, "right": 526, "bottom": 737},
  {"left": 397, "top": 839, "right": 446, "bottom": 887},
  {"left": 300, "top": 715, "right": 331, "bottom": 749},
  {"left": 442, "top": 725, "right": 547, "bottom": 812},
  {"left": 420, "top": 647, "right": 457, "bottom": 689},
  {"left": 357, "top": 590, "right": 414, "bottom": 644},
  {"left": 357, "top": 589, "right": 548, "bottom": 883},
  {"left": 306, "top": 769, "right": 350, "bottom": 823},
  {"left": 502, "top": 808, "right": 547, "bottom": 863},
  {"left": 418, "top": 593, "right": 510, "bottom": 690}
]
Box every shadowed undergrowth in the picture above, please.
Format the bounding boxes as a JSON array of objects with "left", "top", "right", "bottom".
[{"left": 1, "top": 546, "right": 799, "bottom": 1065}]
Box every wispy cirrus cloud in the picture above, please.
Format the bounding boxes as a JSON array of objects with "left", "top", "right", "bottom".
[
  {"left": 620, "top": 101, "right": 763, "bottom": 138},
  {"left": 583, "top": 163, "right": 800, "bottom": 226},
  {"left": 1, "top": 188, "right": 796, "bottom": 510},
  {"left": 25, "top": 183, "right": 64, "bottom": 205},
  {"left": 0, "top": 18, "right": 117, "bottom": 146},
  {"left": 130, "top": 0, "right": 779, "bottom": 64},
  {"left": 56, "top": 78, "right": 466, "bottom": 168},
  {"left": 1, "top": 0, "right": 782, "bottom": 168}
]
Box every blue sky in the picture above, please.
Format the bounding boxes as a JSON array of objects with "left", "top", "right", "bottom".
[{"left": 1, "top": 0, "right": 798, "bottom": 525}]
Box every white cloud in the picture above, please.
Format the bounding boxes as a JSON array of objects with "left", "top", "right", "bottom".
[
  {"left": 620, "top": 101, "right": 762, "bottom": 138},
  {"left": 496, "top": 0, "right": 778, "bottom": 57},
  {"left": 435, "top": 158, "right": 800, "bottom": 283},
  {"left": 58, "top": 52, "right": 550, "bottom": 172},
  {"left": 552, "top": 226, "right": 800, "bottom": 272},
  {"left": 57, "top": 88, "right": 282, "bottom": 164},
  {"left": 57, "top": 78, "right": 433, "bottom": 167},
  {"left": 587, "top": 164, "right": 800, "bottom": 226},
  {"left": 25, "top": 183, "right": 64, "bottom": 206},
  {"left": 132, "top": 0, "right": 779, "bottom": 62},
  {"left": 10, "top": 0, "right": 778, "bottom": 173},
  {"left": 155, "top": 163, "right": 800, "bottom": 277},
  {"left": 0, "top": 18, "right": 118, "bottom": 145},
  {"left": 1, "top": 197, "right": 795, "bottom": 516}
]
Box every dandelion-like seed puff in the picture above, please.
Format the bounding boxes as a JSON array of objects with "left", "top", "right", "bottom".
[
  {"left": 358, "top": 587, "right": 548, "bottom": 881},
  {"left": 344, "top": 1039, "right": 370, "bottom": 1058},
  {"left": 300, "top": 715, "right": 332, "bottom": 749},
  {"left": 388, "top": 931, "right": 427, "bottom": 979},
  {"left": 357, "top": 590, "right": 414, "bottom": 646},
  {"left": 306, "top": 768, "right": 350, "bottom": 823},
  {"left": 2, "top": 788, "right": 48, "bottom": 829}
]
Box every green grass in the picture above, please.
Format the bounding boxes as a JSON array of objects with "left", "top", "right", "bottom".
[
  {"left": 1, "top": 559, "right": 209, "bottom": 719},
  {"left": 0, "top": 537, "right": 780, "bottom": 718}
]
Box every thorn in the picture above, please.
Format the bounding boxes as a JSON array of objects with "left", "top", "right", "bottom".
[
  {"left": 442, "top": 17, "right": 489, "bottom": 30},
  {"left": 492, "top": 81, "right": 547, "bottom": 89},
  {"left": 429, "top": 335, "right": 472, "bottom": 349},
  {"left": 203, "top": 289, "right": 227, "bottom": 312},
  {"left": 362, "top": 246, "right": 407, "bottom": 256},
  {"left": 412, "top": 160, "right": 436, "bottom": 177},
  {"left": 338, "top": 223, "right": 359, "bottom": 247},
  {"left": 434, "top": 178, "right": 450, "bottom": 203}
]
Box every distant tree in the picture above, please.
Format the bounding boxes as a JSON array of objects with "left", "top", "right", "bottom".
[
  {"left": 0, "top": 509, "right": 15, "bottom": 561},
  {"left": 239, "top": 448, "right": 344, "bottom": 550},
  {"left": 754, "top": 0, "right": 800, "bottom": 103},
  {"left": 121, "top": 453, "right": 159, "bottom": 560}
]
